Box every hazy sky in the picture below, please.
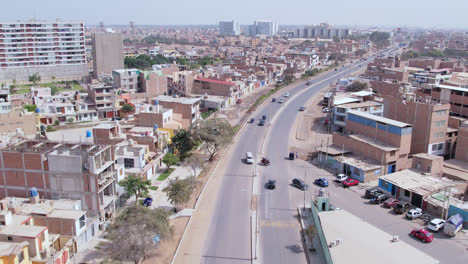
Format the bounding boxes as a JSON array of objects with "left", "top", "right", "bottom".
[{"left": 3, "top": 0, "right": 467, "bottom": 29}]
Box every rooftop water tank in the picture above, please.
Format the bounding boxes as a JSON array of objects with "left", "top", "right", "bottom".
[
  {"left": 86, "top": 130, "right": 92, "bottom": 138},
  {"left": 154, "top": 125, "right": 158, "bottom": 130},
  {"left": 154, "top": 101, "right": 159, "bottom": 106},
  {"left": 29, "top": 187, "right": 38, "bottom": 197}
]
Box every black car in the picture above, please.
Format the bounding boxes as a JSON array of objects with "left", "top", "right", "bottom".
[
  {"left": 292, "top": 178, "right": 308, "bottom": 190},
  {"left": 393, "top": 201, "right": 411, "bottom": 214},
  {"left": 289, "top": 152, "right": 295, "bottom": 160},
  {"left": 258, "top": 120, "right": 265, "bottom": 126},
  {"left": 299, "top": 106, "right": 306, "bottom": 111},
  {"left": 365, "top": 188, "right": 383, "bottom": 199},
  {"left": 266, "top": 180, "right": 276, "bottom": 189}
]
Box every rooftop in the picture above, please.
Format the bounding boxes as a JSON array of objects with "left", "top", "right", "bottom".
[
  {"left": 351, "top": 90, "right": 374, "bottom": 97},
  {"left": 380, "top": 169, "right": 458, "bottom": 196},
  {"left": 348, "top": 134, "right": 399, "bottom": 152},
  {"left": 412, "top": 153, "right": 443, "bottom": 161},
  {"left": 347, "top": 109, "right": 412, "bottom": 128},
  {"left": 317, "top": 144, "right": 351, "bottom": 156},
  {"left": 333, "top": 97, "right": 361, "bottom": 106},
  {"left": 0, "top": 224, "right": 47, "bottom": 238},
  {"left": 335, "top": 154, "right": 383, "bottom": 171},
  {"left": 195, "top": 78, "right": 236, "bottom": 86},
  {"left": 152, "top": 95, "right": 201, "bottom": 105},
  {"left": 340, "top": 101, "right": 382, "bottom": 109},
  {"left": 437, "top": 84, "right": 468, "bottom": 93},
  {"left": 0, "top": 241, "right": 29, "bottom": 257},
  {"left": 319, "top": 209, "right": 439, "bottom": 264}
]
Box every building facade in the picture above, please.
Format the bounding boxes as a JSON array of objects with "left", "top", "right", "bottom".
[
  {"left": 0, "top": 20, "right": 88, "bottom": 83},
  {"left": 249, "top": 21, "right": 278, "bottom": 36},
  {"left": 91, "top": 32, "right": 124, "bottom": 78},
  {"left": 219, "top": 21, "right": 240, "bottom": 36}
]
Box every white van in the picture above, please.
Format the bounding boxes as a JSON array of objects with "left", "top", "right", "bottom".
[
  {"left": 245, "top": 152, "right": 254, "bottom": 164},
  {"left": 335, "top": 174, "right": 348, "bottom": 183}
]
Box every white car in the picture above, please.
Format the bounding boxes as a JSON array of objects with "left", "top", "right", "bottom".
[
  {"left": 278, "top": 98, "right": 284, "bottom": 103},
  {"left": 335, "top": 174, "right": 348, "bottom": 183},
  {"left": 427, "top": 218, "right": 445, "bottom": 232},
  {"left": 245, "top": 152, "right": 254, "bottom": 164},
  {"left": 406, "top": 208, "right": 423, "bottom": 220},
  {"left": 284, "top": 92, "right": 290, "bottom": 97}
]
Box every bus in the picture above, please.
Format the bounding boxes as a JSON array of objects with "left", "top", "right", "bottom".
[{"left": 322, "top": 92, "right": 333, "bottom": 106}]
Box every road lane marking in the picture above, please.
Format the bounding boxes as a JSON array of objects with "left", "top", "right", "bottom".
[{"left": 259, "top": 220, "right": 299, "bottom": 228}]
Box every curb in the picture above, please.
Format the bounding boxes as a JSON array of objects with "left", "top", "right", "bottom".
[{"left": 297, "top": 207, "right": 312, "bottom": 264}]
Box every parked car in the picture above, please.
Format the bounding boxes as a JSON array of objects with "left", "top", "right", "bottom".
[
  {"left": 370, "top": 194, "right": 388, "bottom": 204},
  {"left": 299, "top": 106, "right": 306, "bottom": 111},
  {"left": 334, "top": 68, "right": 338, "bottom": 71},
  {"left": 266, "top": 180, "right": 276, "bottom": 190},
  {"left": 393, "top": 201, "right": 410, "bottom": 214},
  {"left": 406, "top": 208, "right": 423, "bottom": 220},
  {"left": 143, "top": 197, "right": 153, "bottom": 207},
  {"left": 278, "top": 98, "right": 284, "bottom": 103},
  {"left": 112, "top": 117, "right": 122, "bottom": 121},
  {"left": 365, "top": 188, "right": 383, "bottom": 199},
  {"left": 427, "top": 218, "right": 445, "bottom": 232},
  {"left": 335, "top": 174, "right": 348, "bottom": 183},
  {"left": 284, "top": 92, "right": 290, "bottom": 97},
  {"left": 322, "top": 107, "right": 329, "bottom": 113},
  {"left": 292, "top": 178, "right": 308, "bottom": 190},
  {"left": 314, "top": 178, "right": 329, "bottom": 187},
  {"left": 248, "top": 118, "right": 255, "bottom": 123},
  {"left": 236, "top": 99, "right": 242, "bottom": 104},
  {"left": 262, "top": 115, "right": 267, "bottom": 120},
  {"left": 258, "top": 120, "right": 265, "bottom": 126},
  {"left": 245, "top": 152, "right": 254, "bottom": 164},
  {"left": 383, "top": 198, "right": 399, "bottom": 208},
  {"left": 272, "top": 98, "right": 276, "bottom": 102},
  {"left": 306, "top": 81, "right": 312, "bottom": 85},
  {"left": 342, "top": 178, "right": 359, "bottom": 188},
  {"left": 289, "top": 152, "right": 295, "bottom": 160},
  {"left": 410, "top": 229, "right": 434, "bottom": 243}
]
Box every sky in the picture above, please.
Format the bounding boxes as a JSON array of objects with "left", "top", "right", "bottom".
[{"left": 3, "top": 0, "right": 467, "bottom": 29}]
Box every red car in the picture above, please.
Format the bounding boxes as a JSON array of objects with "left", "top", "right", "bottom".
[
  {"left": 410, "top": 229, "right": 433, "bottom": 243},
  {"left": 383, "top": 198, "right": 399, "bottom": 208},
  {"left": 342, "top": 179, "right": 359, "bottom": 187}
]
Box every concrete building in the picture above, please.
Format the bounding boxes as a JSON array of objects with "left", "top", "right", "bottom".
[
  {"left": 168, "top": 71, "right": 194, "bottom": 96},
  {"left": 296, "top": 23, "right": 351, "bottom": 39},
  {"left": 151, "top": 96, "right": 201, "bottom": 129},
  {"left": 249, "top": 21, "right": 278, "bottom": 36},
  {"left": 455, "top": 120, "right": 468, "bottom": 162},
  {"left": 112, "top": 69, "right": 141, "bottom": 93},
  {"left": 192, "top": 78, "right": 238, "bottom": 104},
  {"left": 0, "top": 20, "right": 88, "bottom": 83},
  {"left": 136, "top": 104, "right": 174, "bottom": 129},
  {"left": 0, "top": 225, "right": 50, "bottom": 260},
  {"left": 332, "top": 110, "right": 412, "bottom": 176},
  {"left": 0, "top": 89, "right": 11, "bottom": 114},
  {"left": 87, "top": 84, "right": 115, "bottom": 119},
  {"left": 0, "top": 140, "right": 119, "bottom": 220},
  {"left": 92, "top": 32, "right": 124, "bottom": 78},
  {"left": 383, "top": 93, "right": 451, "bottom": 156},
  {"left": 0, "top": 241, "right": 31, "bottom": 264},
  {"left": 418, "top": 84, "right": 468, "bottom": 118},
  {"left": 219, "top": 21, "right": 240, "bottom": 36}
]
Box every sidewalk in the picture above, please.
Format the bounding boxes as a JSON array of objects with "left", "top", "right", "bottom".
[{"left": 298, "top": 207, "right": 326, "bottom": 264}]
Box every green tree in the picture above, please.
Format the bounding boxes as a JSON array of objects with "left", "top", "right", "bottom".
[
  {"left": 163, "top": 176, "right": 196, "bottom": 212},
  {"left": 106, "top": 206, "right": 173, "bottom": 263},
  {"left": 185, "top": 154, "right": 204, "bottom": 177},
  {"left": 119, "top": 174, "right": 151, "bottom": 202},
  {"left": 304, "top": 225, "right": 317, "bottom": 250},
  {"left": 28, "top": 73, "right": 41, "bottom": 85},
  {"left": 171, "top": 129, "right": 193, "bottom": 159},
  {"left": 67, "top": 118, "right": 74, "bottom": 123},
  {"left": 333, "top": 36, "right": 341, "bottom": 43},
  {"left": 50, "top": 86, "right": 59, "bottom": 95},
  {"left": 369, "top": 31, "right": 390, "bottom": 49},
  {"left": 347, "top": 81, "right": 368, "bottom": 92},
  {"left": 355, "top": 49, "right": 367, "bottom": 57},
  {"left": 193, "top": 118, "right": 234, "bottom": 161},
  {"left": 22, "top": 104, "right": 37, "bottom": 112},
  {"left": 121, "top": 103, "right": 135, "bottom": 114},
  {"left": 162, "top": 153, "right": 180, "bottom": 170},
  {"left": 11, "top": 79, "right": 16, "bottom": 89}
]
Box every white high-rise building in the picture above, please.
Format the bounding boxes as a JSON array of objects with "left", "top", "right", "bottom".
[
  {"left": 219, "top": 21, "right": 240, "bottom": 36},
  {"left": 0, "top": 20, "right": 88, "bottom": 82},
  {"left": 249, "top": 20, "right": 278, "bottom": 36}
]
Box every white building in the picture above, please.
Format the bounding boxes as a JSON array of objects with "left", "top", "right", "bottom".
[
  {"left": 249, "top": 20, "right": 278, "bottom": 36},
  {"left": 219, "top": 21, "right": 240, "bottom": 36},
  {"left": 0, "top": 20, "right": 88, "bottom": 82}
]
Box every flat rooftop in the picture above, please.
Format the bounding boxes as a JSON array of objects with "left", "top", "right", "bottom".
[
  {"left": 152, "top": 95, "right": 201, "bottom": 105},
  {"left": 0, "top": 241, "right": 29, "bottom": 257},
  {"left": 349, "top": 134, "right": 400, "bottom": 152},
  {"left": 412, "top": 153, "right": 443, "bottom": 161},
  {"left": 380, "top": 169, "right": 457, "bottom": 196},
  {"left": 335, "top": 154, "right": 383, "bottom": 171},
  {"left": 0, "top": 225, "right": 47, "bottom": 238},
  {"left": 340, "top": 101, "right": 381, "bottom": 109},
  {"left": 319, "top": 209, "right": 439, "bottom": 264},
  {"left": 348, "top": 109, "right": 412, "bottom": 128}
]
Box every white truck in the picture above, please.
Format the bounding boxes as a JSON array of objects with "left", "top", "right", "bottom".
[{"left": 444, "top": 214, "right": 463, "bottom": 237}]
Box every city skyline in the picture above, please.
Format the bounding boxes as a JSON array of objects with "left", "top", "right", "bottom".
[{"left": 2, "top": 0, "right": 468, "bottom": 29}]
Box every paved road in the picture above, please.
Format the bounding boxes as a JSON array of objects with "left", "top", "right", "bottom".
[{"left": 201, "top": 58, "right": 374, "bottom": 264}]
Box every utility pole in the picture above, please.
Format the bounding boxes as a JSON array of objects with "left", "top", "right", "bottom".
[
  {"left": 303, "top": 168, "right": 306, "bottom": 210},
  {"left": 325, "top": 137, "right": 329, "bottom": 165}
]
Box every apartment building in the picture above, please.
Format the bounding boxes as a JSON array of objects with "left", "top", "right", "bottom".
[
  {"left": 417, "top": 84, "right": 468, "bottom": 118},
  {"left": 112, "top": 69, "right": 141, "bottom": 93},
  {"left": 0, "top": 89, "right": 11, "bottom": 114},
  {"left": 151, "top": 96, "right": 201, "bottom": 129},
  {"left": 92, "top": 32, "right": 124, "bottom": 78},
  {"left": 455, "top": 121, "right": 468, "bottom": 162},
  {"left": 0, "top": 140, "right": 119, "bottom": 220},
  {"left": 0, "top": 241, "right": 31, "bottom": 264},
  {"left": 331, "top": 110, "right": 412, "bottom": 179},
  {"left": 0, "top": 20, "right": 88, "bottom": 83},
  {"left": 219, "top": 21, "right": 240, "bottom": 36},
  {"left": 87, "top": 84, "right": 115, "bottom": 119},
  {"left": 332, "top": 96, "right": 384, "bottom": 132},
  {"left": 383, "top": 94, "right": 451, "bottom": 156},
  {"left": 168, "top": 71, "right": 194, "bottom": 96},
  {"left": 248, "top": 20, "right": 278, "bottom": 36},
  {"left": 192, "top": 78, "right": 238, "bottom": 103},
  {"left": 296, "top": 23, "right": 351, "bottom": 39},
  {"left": 136, "top": 104, "right": 174, "bottom": 129}
]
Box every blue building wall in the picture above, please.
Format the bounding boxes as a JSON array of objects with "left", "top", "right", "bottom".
[
  {"left": 347, "top": 113, "right": 412, "bottom": 136},
  {"left": 378, "top": 178, "right": 393, "bottom": 193}
]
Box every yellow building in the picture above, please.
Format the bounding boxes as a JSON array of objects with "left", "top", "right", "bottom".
[{"left": 0, "top": 241, "right": 31, "bottom": 264}]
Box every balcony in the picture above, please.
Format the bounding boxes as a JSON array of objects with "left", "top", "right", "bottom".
[{"left": 98, "top": 171, "right": 115, "bottom": 192}]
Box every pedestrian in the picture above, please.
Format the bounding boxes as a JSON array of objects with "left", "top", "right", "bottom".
[{"left": 296, "top": 152, "right": 298, "bottom": 159}]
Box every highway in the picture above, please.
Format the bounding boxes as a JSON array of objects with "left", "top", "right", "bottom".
[{"left": 201, "top": 58, "right": 371, "bottom": 264}]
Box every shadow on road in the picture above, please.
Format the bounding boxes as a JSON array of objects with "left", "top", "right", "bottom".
[{"left": 285, "top": 244, "right": 304, "bottom": 254}]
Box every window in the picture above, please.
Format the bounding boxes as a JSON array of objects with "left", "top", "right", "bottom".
[
  {"left": 7, "top": 236, "right": 12, "bottom": 241},
  {"left": 432, "top": 144, "right": 437, "bottom": 151},
  {"left": 380, "top": 180, "right": 388, "bottom": 189},
  {"left": 437, "top": 143, "right": 443, "bottom": 150},
  {"left": 336, "top": 116, "right": 346, "bottom": 122},
  {"left": 79, "top": 215, "right": 85, "bottom": 229},
  {"left": 404, "top": 190, "right": 410, "bottom": 197},
  {"left": 124, "top": 158, "right": 134, "bottom": 168},
  {"left": 390, "top": 151, "right": 396, "bottom": 157}
]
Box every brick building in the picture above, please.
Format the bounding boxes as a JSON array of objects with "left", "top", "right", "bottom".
[{"left": 151, "top": 96, "right": 201, "bottom": 129}]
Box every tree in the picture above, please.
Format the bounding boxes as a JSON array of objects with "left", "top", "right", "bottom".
[
  {"left": 185, "top": 154, "right": 204, "bottom": 177},
  {"left": 67, "top": 118, "right": 74, "bottom": 123},
  {"left": 162, "top": 153, "right": 179, "bottom": 170},
  {"left": 171, "top": 129, "right": 193, "bottom": 159},
  {"left": 118, "top": 174, "right": 151, "bottom": 202},
  {"left": 304, "top": 225, "right": 317, "bottom": 250},
  {"left": 29, "top": 73, "right": 41, "bottom": 85},
  {"left": 193, "top": 118, "right": 234, "bottom": 161},
  {"left": 121, "top": 103, "right": 135, "bottom": 114},
  {"left": 369, "top": 31, "right": 390, "bottom": 49},
  {"left": 22, "top": 104, "right": 37, "bottom": 112},
  {"left": 106, "top": 206, "right": 173, "bottom": 263},
  {"left": 163, "top": 176, "right": 196, "bottom": 212},
  {"left": 51, "top": 86, "right": 59, "bottom": 95},
  {"left": 11, "top": 79, "right": 16, "bottom": 89},
  {"left": 355, "top": 49, "right": 367, "bottom": 57},
  {"left": 347, "top": 81, "right": 368, "bottom": 92}
]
